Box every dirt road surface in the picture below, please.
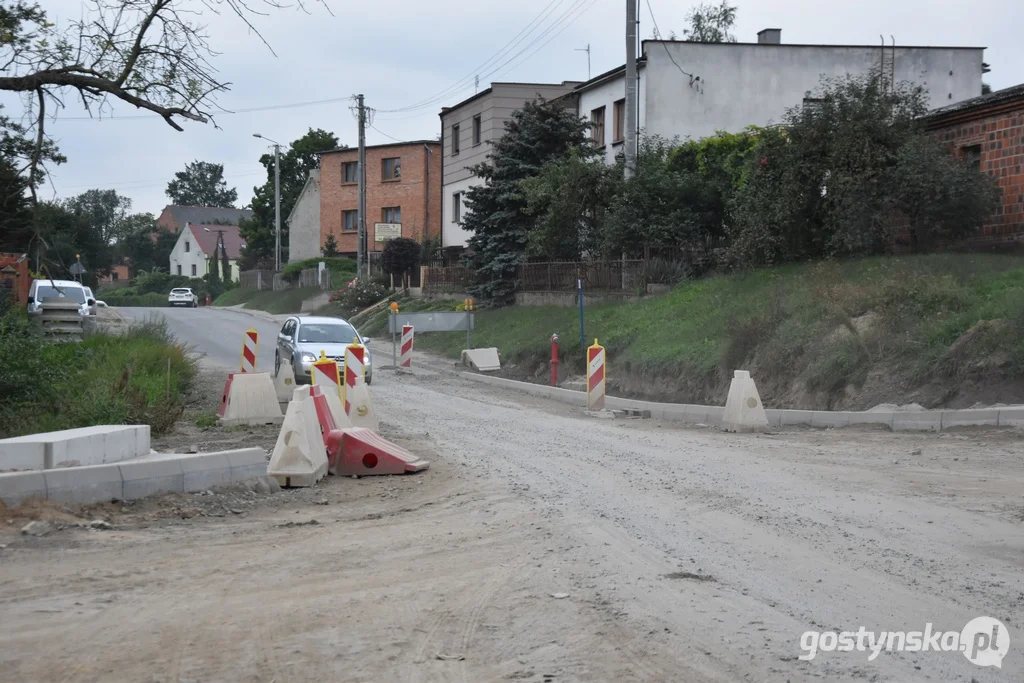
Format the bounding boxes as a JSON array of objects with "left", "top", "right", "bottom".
[{"left": 1, "top": 306, "right": 1022, "bottom": 682}]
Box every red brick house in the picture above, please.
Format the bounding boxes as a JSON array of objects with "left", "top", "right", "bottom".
[
  {"left": 318, "top": 141, "right": 441, "bottom": 259},
  {"left": 0, "top": 252, "right": 30, "bottom": 307},
  {"left": 922, "top": 84, "right": 1024, "bottom": 245}
]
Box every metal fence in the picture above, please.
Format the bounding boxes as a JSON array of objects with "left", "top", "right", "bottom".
[
  {"left": 240, "top": 269, "right": 275, "bottom": 290},
  {"left": 518, "top": 260, "right": 647, "bottom": 293},
  {"left": 241, "top": 267, "right": 332, "bottom": 291},
  {"left": 423, "top": 265, "right": 475, "bottom": 293}
]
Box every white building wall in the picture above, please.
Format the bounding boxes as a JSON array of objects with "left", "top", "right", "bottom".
[
  {"left": 168, "top": 228, "right": 210, "bottom": 279},
  {"left": 442, "top": 176, "right": 479, "bottom": 249},
  {"left": 287, "top": 172, "right": 321, "bottom": 263},
  {"left": 576, "top": 67, "right": 647, "bottom": 165},
  {"left": 643, "top": 42, "right": 983, "bottom": 142}
]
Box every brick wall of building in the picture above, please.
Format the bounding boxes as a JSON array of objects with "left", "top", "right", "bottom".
[
  {"left": 320, "top": 141, "right": 442, "bottom": 257},
  {"left": 927, "top": 97, "right": 1024, "bottom": 244}
]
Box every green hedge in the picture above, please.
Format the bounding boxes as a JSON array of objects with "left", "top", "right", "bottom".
[
  {"left": 281, "top": 257, "right": 357, "bottom": 284},
  {"left": 101, "top": 292, "right": 170, "bottom": 307}
]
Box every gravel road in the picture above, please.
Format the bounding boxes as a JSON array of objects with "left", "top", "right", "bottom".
[{"left": 1, "top": 306, "right": 1021, "bottom": 682}]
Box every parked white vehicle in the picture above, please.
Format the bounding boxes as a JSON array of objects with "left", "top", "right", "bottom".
[
  {"left": 82, "top": 286, "right": 101, "bottom": 315},
  {"left": 168, "top": 288, "right": 199, "bottom": 307},
  {"left": 27, "top": 279, "right": 93, "bottom": 317}
]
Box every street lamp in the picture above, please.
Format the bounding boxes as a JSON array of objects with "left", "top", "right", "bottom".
[{"left": 253, "top": 133, "right": 282, "bottom": 272}]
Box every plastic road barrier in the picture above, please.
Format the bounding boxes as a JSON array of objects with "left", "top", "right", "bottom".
[{"left": 587, "top": 339, "right": 606, "bottom": 411}]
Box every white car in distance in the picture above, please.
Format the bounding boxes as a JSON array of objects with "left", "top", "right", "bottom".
[{"left": 168, "top": 288, "right": 199, "bottom": 308}]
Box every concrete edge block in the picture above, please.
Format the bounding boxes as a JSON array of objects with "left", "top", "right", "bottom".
[
  {"left": 0, "top": 444, "right": 46, "bottom": 471},
  {"left": 892, "top": 411, "right": 942, "bottom": 432},
  {"left": 179, "top": 453, "right": 234, "bottom": 492},
  {"left": 118, "top": 458, "right": 184, "bottom": 499},
  {"left": 997, "top": 407, "right": 1024, "bottom": 427},
  {"left": 43, "top": 463, "right": 123, "bottom": 504},
  {"left": 941, "top": 409, "right": 1000, "bottom": 428},
  {"left": 778, "top": 410, "right": 814, "bottom": 427},
  {"left": 0, "top": 471, "right": 48, "bottom": 506},
  {"left": 847, "top": 412, "right": 894, "bottom": 427},
  {"left": 811, "top": 411, "right": 852, "bottom": 428},
  {"left": 763, "top": 409, "right": 783, "bottom": 428},
  {"left": 224, "top": 448, "right": 270, "bottom": 483}
]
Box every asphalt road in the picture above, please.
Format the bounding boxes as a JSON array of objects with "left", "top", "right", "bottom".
[
  {"left": 102, "top": 304, "right": 1024, "bottom": 681},
  {"left": 118, "top": 306, "right": 285, "bottom": 371}
]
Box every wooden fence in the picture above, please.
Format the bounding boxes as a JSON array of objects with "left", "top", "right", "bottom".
[
  {"left": 422, "top": 265, "right": 474, "bottom": 293},
  {"left": 518, "top": 260, "right": 647, "bottom": 293}
]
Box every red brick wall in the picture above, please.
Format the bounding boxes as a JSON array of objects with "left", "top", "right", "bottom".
[
  {"left": 931, "top": 107, "right": 1024, "bottom": 243},
  {"left": 0, "top": 253, "right": 31, "bottom": 306},
  {"left": 320, "top": 142, "right": 442, "bottom": 256}
]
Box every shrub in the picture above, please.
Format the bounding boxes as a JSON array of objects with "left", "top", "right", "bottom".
[
  {"left": 329, "top": 280, "right": 390, "bottom": 317},
  {"left": 281, "top": 257, "right": 356, "bottom": 283}
]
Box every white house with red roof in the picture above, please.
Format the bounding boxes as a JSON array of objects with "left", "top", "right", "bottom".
[{"left": 168, "top": 222, "right": 247, "bottom": 281}]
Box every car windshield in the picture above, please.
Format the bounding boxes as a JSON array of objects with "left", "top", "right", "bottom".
[
  {"left": 170, "top": 289, "right": 191, "bottom": 295},
  {"left": 35, "top": 285, "right": 85, "bottom": 304},
  {"left": 298, "top": 323, "right": 357, "bottom": 344}
]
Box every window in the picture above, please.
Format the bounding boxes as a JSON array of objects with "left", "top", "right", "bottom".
[
  {"left": 591, "top": 106, "right": 606, "bottom": 147},
  {"left": 962, "top": 144, "right": 982, "bottom": 172},
  {"left": 382, "top": 206, "right": 401, "bottom": 223},
  {"left": 190, "top": 264, "right": 197, "bottom": 276},
  {"left": 343, "top": 210, "right": 358, "bottom": 232},
  {"left": 802, "top": 97, "right": 826, "bottom": 115},
  {"left": 184, "top": 241, "right": 190, "bottom": 253},
  {"left": 452, "top": 193, "right": 462, "bottom": 224},
  {"left": 613, "top": 99, "right": 625, "bottom": 143},
  {"left": 473, "top": 115, "right": 482, "bottom": 146},
  {"left": 452, "top": 123, "right": 461, "bottom": 155},
  {"left": 343, "top": 161, "right": 358, "bottom": 183},
  {"left": 176, "top": 265, "right": 182, "bottom": 276},
  {"left": 382, "top": 157, "right": 401, "bottom": 181}
]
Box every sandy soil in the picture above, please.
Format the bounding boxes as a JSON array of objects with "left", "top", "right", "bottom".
[{"left": 1, "top": 337, "right": 1022, "bottom": 682}]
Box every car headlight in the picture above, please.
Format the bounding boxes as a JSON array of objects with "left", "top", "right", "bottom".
[{"left": 300, "top": 353, "right": 316, "bottom": 365}]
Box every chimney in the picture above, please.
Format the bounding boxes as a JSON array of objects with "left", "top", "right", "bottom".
[{"left": 757, "top": 28, "right": 782, "bottom": 44}]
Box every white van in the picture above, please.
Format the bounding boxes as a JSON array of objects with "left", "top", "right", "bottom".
[{"left": 27, "top": 279, "right": 93, "bottom": 317}]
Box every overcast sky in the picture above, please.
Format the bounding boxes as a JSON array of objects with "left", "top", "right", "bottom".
[{"left": 13, "top": 0, "right": 1023, "bottom": 216}]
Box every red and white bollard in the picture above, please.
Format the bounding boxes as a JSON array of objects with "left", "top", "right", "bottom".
[
  {"left": 240, "top": 327, "right": 258, "bottom": 373},
  {"left": 550, "top": 333, "right": 559, "bottom": 387},
  {"left": 400, "top": 324, "right": 414, "bottom": 368},
  {"left": 587, "top": 339, "right": 606, "bottom": 411},
  {"left": 311, "top": 350, "right": 342, "bottom": 401}
]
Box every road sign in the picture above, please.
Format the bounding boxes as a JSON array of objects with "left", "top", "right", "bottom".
[
  {"left": 69, "top": 262, "right": 86, "bottom": 275},
  {"left": 374, "top": 223, "right": 402, "bottom": 242}
]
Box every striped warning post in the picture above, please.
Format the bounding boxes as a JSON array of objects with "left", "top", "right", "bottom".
[
  {"left": 587, "top": 339, "right": 606, "bottom": 411},
  {"left": 311, "top": 350, "right": 343, "bottom": 402},
  {"left": 240, "top": 328, "right": 258, "bottom": 373},
  {"left": 400, "top": 324, "right": 414, "bottom": 367},
  {"left": 343, "top": 343, "right": 366, "bottom": 416}
]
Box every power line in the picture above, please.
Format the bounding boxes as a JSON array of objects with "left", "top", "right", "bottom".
[
  {"left": 56, "top": 96, "right": 353, "bottom": 122},
  {"left": 644, "top": 0, "right": 698, "bottom": 82},
  {"left": 369, "top": 123, "right": 404, "bottom": 143},
  {"left": 55, "top": 168, "right": 267, "bottom": 192},
  {"left": 489, "top": 0, "right": 599, "bottom": 82}
]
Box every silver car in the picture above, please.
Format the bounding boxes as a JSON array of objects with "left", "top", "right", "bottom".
[{"left": 276, "top": 315, "right": 373, "bottom": 385}]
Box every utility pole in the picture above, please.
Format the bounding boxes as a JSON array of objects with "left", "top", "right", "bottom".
[
  {"left": 624, "top": 0, "right": 638, "bottom": 180},
  {"left": 575, "top": 44, "right": 591, "bottom": 80},
  {"left": 357, "top": 93, "right": 367, "bottom": 278},
  {"left": 272, "top": 143, "right": 280, "bottom": 270}
]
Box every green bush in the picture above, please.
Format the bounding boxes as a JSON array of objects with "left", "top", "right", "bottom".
[
  {"left": 101, "top": 291, "right": 170, "bottom": 307},
  {"left": 329, "top": 281, "right": 390, "bottom": 317},
  {"left": 281, "top": 257, "right": 356, "bottom": 283}
]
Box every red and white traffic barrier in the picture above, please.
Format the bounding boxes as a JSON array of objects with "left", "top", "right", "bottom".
[
  {"left": 400, "top": 324, "right": 414, "bottom": 367},
  {"left": 343, "top": 343, "right": 378, "bottom": 432},
  {"left": 311, "top": 351, "right": 342, "bottom": 401},
  {"left": 587, "top": 339, "right": 606, "bottom": 411},
  {"left": 240, "top": 327, "right": 258, "bottom": 373}
]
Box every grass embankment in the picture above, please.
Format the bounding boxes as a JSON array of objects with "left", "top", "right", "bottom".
[
  {"left": 100, "top": 291, "right": 169, "bottom": 307},
  {"left": 213, "top": 287, "right": 322, "bottom": 315},
  {"left": 0, "top": 313, "right": 196, "bottom": 438},
  {"left": 362, "top": 255, "right": 1024, "bottom": 410}
]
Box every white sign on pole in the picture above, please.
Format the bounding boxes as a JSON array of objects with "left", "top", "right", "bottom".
[{"left": 374, "top": 223, "right": 402, "bottom": 242}]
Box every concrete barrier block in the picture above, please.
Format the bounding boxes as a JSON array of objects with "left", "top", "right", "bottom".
[
  {"left": 225, "top": 448, "right": 270, "bottom": 482},
  {"left": 0, "top": 441, "right": 46, "bottom": 470},
  {"left": 461, "top": 348, "right": 501, "bottom": 372},
  {"left": 942, "top": 409, "right": 999, "bottom": 428},
  {"left": 892, "top": 411, "right": 942, "bottom": 432},
  {"left": 119, "top": 458, "right": 184, "bottom": 499},
  {"left": 43, "top": 463, "right": 123, "bottom": 504},
  {"left": 811, "top": 411, "right": 852, "bottom": 428},
  {"left": 847, "top": 412, "right": 893, "bottom": 427},
  {"left": 0, "top": 471, "right": 47, "bottom": 505},
  {"left": 763, "top": 409, "right": 783, "bottom": 428},
  {"left": 778, "top": 410, "right": 815, "bottom": 427},
  {"left": 180, "top": 453, "right": 234, "bottom": 492},
  {"left": 998, "top": 408, "right": 1024, "bottom": 427}
]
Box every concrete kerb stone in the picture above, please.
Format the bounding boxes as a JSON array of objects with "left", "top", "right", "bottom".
[
  {"left": 118, "top": 457, "right": 185, "bottom": 500},
  {"left": 942, "top": 409, "right": 999, "bottom": 429},
  {"left": 43, "top": 463, "right": 123, "bottom": 504},
  {"left": 892, "top": 411, "right": 942, "bottom": 432},
  {"left": 225, "top": 448, "right": 270, "bottom": 482},
  {"left": 997, "top": 407, "right": 1024, "bottom": 427},
  {"left": 180, "top": 452, "right": 234, "bottom": 492},
  {"left": 0, "top": 425, "right": 150, "bottom": 471},
  {"left": 0, "top": 470, "right": 47, "bottom": 505},
  {"left": 811, "top": 411, "right": 853, "bottom": 429}
]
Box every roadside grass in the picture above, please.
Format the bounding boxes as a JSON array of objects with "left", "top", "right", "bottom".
[
  {"left": 101, "top": 291, "right": 169, "bottom": 307},
  {"left": 212, "top": 288, "right": 259, "bottom": 307},
  {"left": 240, "top": 287, "right": 321, "bottom": 315},
  {"left": 363, "top": 254, "right": 1024, "bottom": 404},
  {"left": 282, "top": 257, "right": 356, "bottom": 287},
  {"left": 0, "top": 312, "right": 196, "bottom": 438}
]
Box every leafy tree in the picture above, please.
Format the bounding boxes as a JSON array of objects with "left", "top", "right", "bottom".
[
  {"left": 463, "top": 99, "right": 592, "bottom": 304},
  {"left": 381, "top": 237, "right": 421, "bottom": 289},
  {"left": 166, "top": 161, "right": 237, "bottom": 207},
  {"left": 520, "top": 147, "right": 616, "bottom": 260},
  {"left": 322, "top": 233, "right": 340, "bottom": 257},
  {"left": 32, "top": 201, "right": 104, "bottom": 280},
  {"left": 728, "top": 71, "right": 998, "bottom": 266},
  {"left": 683, "top": 1, "right": 737, "bottom": 42},
  {"left": 0, "top": 156, "right": 34, "bottom": 252},
  {"left": 64, "top": 189, "right": 133, "bottom": 246},
  {"left": 245, "top": 128, "right": 341, "bottom": 263}
]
